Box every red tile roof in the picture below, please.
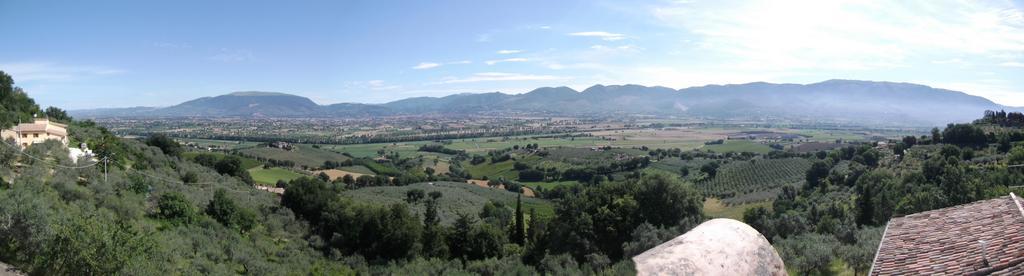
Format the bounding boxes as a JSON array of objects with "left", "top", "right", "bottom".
[
  {"left": 871, "top": 194, "right": 1024, "bottom": 275},
  {"left": 11, "top": 120, "right": 67, "bottom": 137}
]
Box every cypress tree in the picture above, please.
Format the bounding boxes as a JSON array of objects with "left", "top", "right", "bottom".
[{"left": 513, "top": 194, "right": 525, "bottom": 245}]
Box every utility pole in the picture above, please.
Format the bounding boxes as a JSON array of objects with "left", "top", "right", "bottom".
[{"left": 103, "top": 156, "right": 108, "bottom": 183}]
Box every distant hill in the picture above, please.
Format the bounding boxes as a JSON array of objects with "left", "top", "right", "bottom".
[
  {"left": 70, "top": 80, "right": 1017, "bottom": 126},
  {"left": 158, "top": 91, "right": 321, "bottom": 117}
]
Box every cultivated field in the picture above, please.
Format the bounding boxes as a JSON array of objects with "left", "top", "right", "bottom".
[
  {"left": 311, "top": 169, "right": 374, "bottom": 181},
  {"left": 697, "top": 158, "right": 812, "bottom": 204},
  {"left": 702, "top": 140, "right": 773, "bottom": 154}
]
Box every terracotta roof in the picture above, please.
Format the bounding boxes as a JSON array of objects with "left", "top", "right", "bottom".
[
  {"left": 870, "top": 194, "right": 1024, "bottom": 275},
  {"left": 11, "top": 121, "right": 66, "bottom": 137}
]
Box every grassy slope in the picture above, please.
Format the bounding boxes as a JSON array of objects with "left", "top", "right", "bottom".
[
  {"left": 342, "top": 182, "right": 554, "bottom": 225},
  {"left": 338, "top": 165, "right": 375, "bottom": 175},
  {"left": 249, "top": 167, "right": 306, "bottom": 185},
  {"left": 464, "top": 159, "right": 519, "bottom": 180}
]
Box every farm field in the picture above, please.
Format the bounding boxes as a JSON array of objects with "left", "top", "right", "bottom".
[
  {"left": 181, "top": 151, "right": 262, "bottom": 169},
  {"left": 342, "top": 182, "right": 554, "bottom": 225},
  {"left": 311, "top": 169, "right": 373, "bottom": 181},
  {"left": 239, "top": 144, "right": 351, "bottom": 168},
  {"left": 464, "top": 159, "right": 519, "bottom": 180},
  {"left": 249, "top": 167, "right": 306, "bottom": 185},
  {"left": 701, "top": 140, "right": 773, "bottom": 154},
  {"left": 338, "top": 165, "right": 375, "bottom": 174},
  {"left": 697, "top": 158, "right": 812, "bottom": 203}
]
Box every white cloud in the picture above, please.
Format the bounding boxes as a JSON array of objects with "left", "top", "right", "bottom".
[
  {"left": 485, "top": 58, "right": 529, "bottom": 65},
  {"left": 437, "top": 72, "right": 569, "bottom": 84},
  {"left": 497, "top": 49, "right": 524, "bottom": 54},
  {"left": 1000, "top": 61, "right": 1024, "bottom": 68},
  {"left": 412, "top": 60, "right": 472, "bottom": 69},
  {"left": 650, "top": 1, "right": 1024, "bottom": 71},
  {"left": 931, "top": 58, "right": 967, "bottom": 65},
  {"left": 366, "top": 80, "right": 401, "bottom": 90},
  {"left": 413, "top": 62, "right": 441, "bottom": 69},
  {"left": 209, "top": 48, "right": 253, "bottom": 62},
  {"left": 568, "top": 31, "right": 626, "bottom": 41},
  {"left": 0, "top": 62, "right": 124, "bottom": 82}
]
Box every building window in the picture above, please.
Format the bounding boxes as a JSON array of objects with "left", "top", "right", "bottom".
[
  {"left": 33, "top": 134, "right": 39, "bottom": 138},
  {"left": 21, "top": 134, "right": 27, "bottom": 138}
]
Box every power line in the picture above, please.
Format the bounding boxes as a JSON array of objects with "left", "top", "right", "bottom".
[
  {"left": 0, "top": 141, "right": 99, "bottom": 169},
  {"left": 2, "top": 140, "right": 225, "bottom": 186}
]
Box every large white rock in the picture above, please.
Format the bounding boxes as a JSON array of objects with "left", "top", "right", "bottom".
[{"left": 632, "top": 218, "right": 787, "bottom": 276}]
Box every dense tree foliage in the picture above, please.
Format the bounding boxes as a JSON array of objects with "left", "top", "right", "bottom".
[
  {"left": 0, "top": 71, "right": 40, "bottom": 129},
  {"left": 743, "top": 114, "right": 1024, "bottom": 274},
  {"left": 145, "top": 133, "right": 183, "bottom": 157}
]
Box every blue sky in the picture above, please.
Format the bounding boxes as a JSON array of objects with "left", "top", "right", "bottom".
[{"left": 2, "top": 0, "right": 1023, "bottom": 109}]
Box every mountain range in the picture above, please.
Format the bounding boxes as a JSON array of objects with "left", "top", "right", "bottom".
[{"left": 70, "top": 80, "right": 1017, "bottom": 126}]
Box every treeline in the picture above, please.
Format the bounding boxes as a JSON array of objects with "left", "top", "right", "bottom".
[
  {"left": 418, "top": 144, "right": 465, "bottom": 155},
  {"left": 978, "top": 109, "right": 1024, "bottom": 127},
  {"left": 281, "top": 171, "right": 703, "bottom": 273},
  {"left": 187, "top": 153, "right": 255, "bottom": 185}
]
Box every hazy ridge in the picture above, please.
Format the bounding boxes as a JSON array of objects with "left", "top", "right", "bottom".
[{"left": 71, "top": 80, "right": 1016, "bottom": 126}]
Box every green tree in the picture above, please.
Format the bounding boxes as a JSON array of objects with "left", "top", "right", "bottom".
[
  {"left": 156, "top": 192, "right": 197, "bottom": 225},
  {"left": 742, "top": 206, "right": 774, "bottom": 241},
  {"left": 43, "top": 106, "right": 72, "bottom": 123},
  {"left": 145, "top": 133, "right": 183, "bottom": 157},
  {"left": 466, "top": 223, "right": 508, "bottom": 260},
  {"left": 421, "top": 198, "right": 448, "bottom": 258},
  {"left": 805, "top": 161, "right": 831, "bottom": 190},
  {"left": 0, "top": 71, "right": 41, "bottom": 129},
  {"left": 39, "top": 214, "right": 154, "bottom": 275},
  {"left": 840, "top": 227, "right": 883, "bottom": 276},
  {"left": 700, "top": 162, "right": 719, "bottom": 178},
  {"left": 449, "top": 213, "right": 476, "bottom": 260},
  {"left": 205, "top": 189, "right": 257, "bottom": 232},
  {"left": 1009, "top": 145, "right": 1024, "bottom": 165},
  {"left": 479, "top": 201, "right": 512, "bottom": 227},
  {"left": 406, "top": 189, "right": 426, "bottom": 204},
  {"left": 775, "top": 233, "right": 838, "bottom": 275}
]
